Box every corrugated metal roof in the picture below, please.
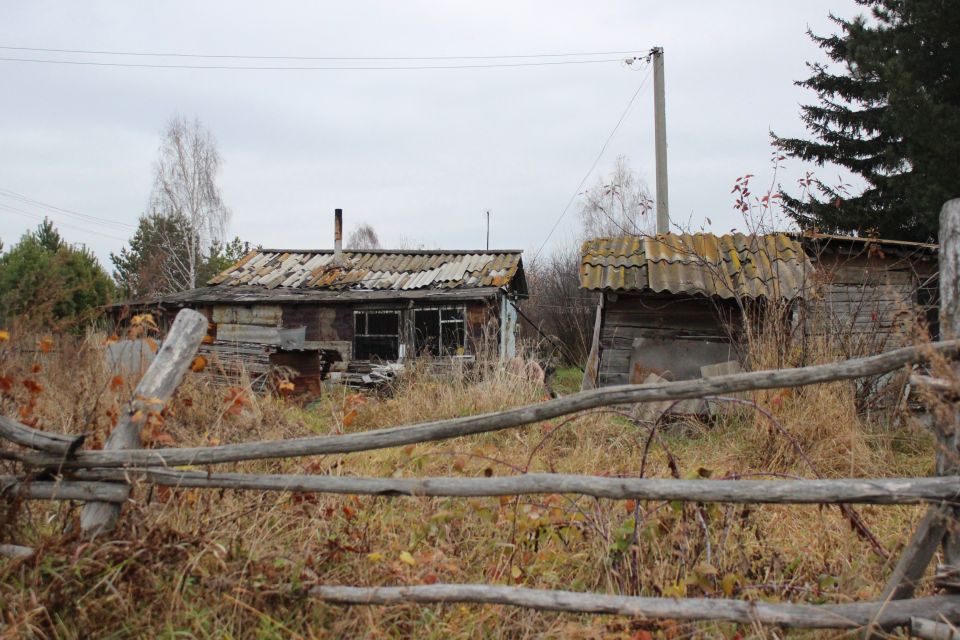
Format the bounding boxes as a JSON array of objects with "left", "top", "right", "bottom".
[
  {"left": 580, "top": 233, "right": 811, "bottom": 299},
  {"left": 208, "top": 249, "right": 525, "bottom": 293}
]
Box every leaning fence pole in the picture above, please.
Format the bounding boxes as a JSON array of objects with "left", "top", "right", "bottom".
[
  {"left": 881, "top": 198, "right": 960, "bottom": 602},
  {"left": 80, "top": 309, "right": 207, "bottom": 537}
]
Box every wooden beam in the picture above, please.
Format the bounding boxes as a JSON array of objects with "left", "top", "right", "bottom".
[
  {"left": 938, "top": 199, "right": 960, "bottom": 569},
  {"left": 0, "top": 544, "right": 34, "bottom": 559},
  {"left": 310, "top": 584, "right": 960, "bottom": 629},
  {"left": 79, "top": 309, "right": 208, "bottom": 537},
  {"left": 73, "top": 469, "right": 960, "bottom": 505},
  {"left": 0, "top": 415, "right": 84, "bottom": 454},
  {"left": 1, "top": 476, "right": 128, "bottom": 502},
  {"left": 881, "top": 503, "right": 951, "bottom": 600},
  {"left": 24, "top": 339, "right": 960, "bottom": 470},
  {"left": 910, "top": 617, "right": 960, "bottom": 640}
]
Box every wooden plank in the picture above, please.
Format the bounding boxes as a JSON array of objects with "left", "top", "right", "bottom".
[
  {"left": 212, "top": 305, "right": 282, "bottom": 326},
  {"left": 79, "top": 309, "right": 208, "bottom": 537},
  {"left": 311, "top": 585, "right": 960, "bottom": 629},
  {"left": 216, "top": 323, "right": 282, "bottom": 344},
  {"left": 24, "top": 339, "right": 960, "bottom": 470},
  {"left": 74, "top": 469, "right": 960, "bottom": 504}
]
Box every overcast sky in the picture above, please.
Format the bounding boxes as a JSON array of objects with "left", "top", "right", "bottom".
[{"left": 0, "top": 1, "right": 864, "bottom": 270}]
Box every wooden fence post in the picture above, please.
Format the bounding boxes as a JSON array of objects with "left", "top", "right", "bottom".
[
  {"left": 80, "top": 309, "right": 207, "bottom": 537},
  {"left": 938, "top": 198, "right": 960, "bottom": 578},
  {"left": 879, "top": 199, "right": 960, "bottom": 604}
]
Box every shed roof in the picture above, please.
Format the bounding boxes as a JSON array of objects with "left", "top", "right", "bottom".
[
  {"left": 580, "top": 233, "right": 811, "bottom": 299},
  {"left": 208, "top": 249, "right": 526, "bottom": 294}
]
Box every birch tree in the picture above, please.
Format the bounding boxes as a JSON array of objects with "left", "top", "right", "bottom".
[
  {"left": 579, "top": 156, "right": 654, "bottom": 238},
  {"left": 150, "top": 116, "right": 231, "bottom": 290}
]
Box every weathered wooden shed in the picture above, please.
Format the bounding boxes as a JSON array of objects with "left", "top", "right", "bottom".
[
  {"left": 579, "top": 233, "right": 811, "bottom": 389},
  {"left": 580, "top": 232, "right": 939, "bottom": 391},
  {"left": 797, "top": 232, "right": 939, "bottom": 351},
  {"left": 129, "top": 245, "right": 527, "bottom": 389}
]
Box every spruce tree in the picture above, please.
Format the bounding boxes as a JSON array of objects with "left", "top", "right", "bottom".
[{"left": 774, "top": 0, "right": 960, "bottom": 241}]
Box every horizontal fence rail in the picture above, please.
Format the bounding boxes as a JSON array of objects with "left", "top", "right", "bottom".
[
  {"left": 310, "top": 585, "right": 960, "bottom": 630},
  {"left": 0, "top": 415, "right": 85, "bottom": 455},
  {"left": 20, "top": 339, "right": 960, "bottom": 470},
  {"left": 50, "top": 469, "right": 960, "bottom": 505},
  {"left": 0, "top": 476, "right": 129, "bottom": 502}
]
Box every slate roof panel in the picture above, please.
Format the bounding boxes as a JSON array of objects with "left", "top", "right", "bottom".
[{"left": 580, "top": 233, "right": 811, "bottom": 299}]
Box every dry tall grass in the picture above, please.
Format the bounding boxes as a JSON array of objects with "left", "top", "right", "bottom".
[{"left": 0, "top": 321, "right": 943, "bottom": 639}]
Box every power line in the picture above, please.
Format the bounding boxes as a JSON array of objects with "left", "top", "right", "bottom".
[
  {"left": 532, "top": 60, "right": 653, "bottom": 261},
  {"left": 0, "top": 44, "right": 648, "bottom": 61},
  {"left": 0, "top": 204, "right": 129, "bottom": 242},
  {"left": 0, "top": 56, "right": 638, "bottom": 71},
  {"left": 0, "top": 188, "right": 135, "bottom": 230}
]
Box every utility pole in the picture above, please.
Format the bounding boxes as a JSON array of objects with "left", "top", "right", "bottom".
[
  {"left": 485, "top": 210, "right": 490, "bottom": 250},
  {"left": 652, "top": 46, "right": 669, "bottom": 235}
]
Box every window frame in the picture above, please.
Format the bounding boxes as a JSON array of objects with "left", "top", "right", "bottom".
[
  {"left": 353, "top": 309, "right": 401, "bottom": 362},
  {"left": 413, "top": 305, "right": 468, "bottom": 357}
]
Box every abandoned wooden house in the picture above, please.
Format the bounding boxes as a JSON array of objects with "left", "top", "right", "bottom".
[
  {"left": 579, "top": 232, "right": 939, "bottom": 391},
  {"left": 121, "top": 211, "right": 527, "bottom": 390}
]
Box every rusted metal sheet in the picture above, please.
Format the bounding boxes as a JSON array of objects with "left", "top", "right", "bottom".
[
  {"left": 206, "top": 250, "right": 524, "bottom": 294},
  {"left": 580, "top": 233, "right": 811, "bottom": 300}
]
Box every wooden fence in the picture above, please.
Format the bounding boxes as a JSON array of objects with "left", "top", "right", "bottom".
[{"left": 3, "top": 200, "right": 960, "bottom": 636}]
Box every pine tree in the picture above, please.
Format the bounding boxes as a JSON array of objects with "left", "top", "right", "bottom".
[
  {"left": 774, "top": 0, "right": 960, "bottom": 241},
  {"left": 0, "top": 220, "right": 114, "bottom": 328}
]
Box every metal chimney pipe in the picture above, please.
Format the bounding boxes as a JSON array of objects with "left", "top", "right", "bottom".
[{"left": 334, "top": 208, "right": 343, "bottom": 256}]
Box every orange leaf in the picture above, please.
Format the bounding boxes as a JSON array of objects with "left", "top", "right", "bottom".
[
  {"left": 624, "top": 499, "right": 637, "bottom": 514},
  {"left": 190, "top": 355, "right": 207, "bottom": 372},
  {"left": 110, "top": 375, "right": 124, "bottom": 391},
  {"left": 342, "top": 505, "right": 356, "bottom": 519},
  {"left": 31, "top": 364, "right": 41, "bottom": 373},
  {"left": 103, "top": 334, "right": 119, "bottom": 345},
  {"left": 145, "top": 338, "right": 159, "bottom": 354},
  {"left": 0, "top": 376, "right": 12, "bottom": 392},
  {"left": 0, "top": 329, "right": 9, "bottom": 342},
  {"left": 37, "top": 337, "right": 53, "bottom": 353},
  {"left": 201, "top": 334, "right": 214, "bottom": 344},
  {"left": 18, "top": 405, "right": 33, "bottom": 419},
  {"left": 343, "top": 409, "right": 358, "bottom": 427},
  {"left": 22, "top": 379, "right": 43, "bottom": 394}
]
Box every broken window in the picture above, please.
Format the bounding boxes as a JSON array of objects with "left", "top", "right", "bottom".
[
  {"left": 414, "top": 307, "right": 466, "bottom": 356},
  {"left": 354, "top": 310, "right": 400, "bottom": 361}
]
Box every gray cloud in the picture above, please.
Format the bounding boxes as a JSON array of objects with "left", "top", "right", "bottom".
[{"left": 1, "top": 0, "right": 863, "bottom": 269}]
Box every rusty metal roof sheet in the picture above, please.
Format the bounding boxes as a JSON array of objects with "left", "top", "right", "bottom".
[
  {"left": 208, "top": 249, "right": 525, "bottom": 294},
  {"left": 580, "top": 233, "right": 811, "bottom": 299}
]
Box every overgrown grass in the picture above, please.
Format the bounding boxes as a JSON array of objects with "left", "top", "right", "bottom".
[{"left": 0, "top": 326, "right": 945, "bottom": 639}]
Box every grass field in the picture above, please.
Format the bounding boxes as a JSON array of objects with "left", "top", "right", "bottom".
[{"left": 0, "top": 328, "right": 946, "bottom": 638}]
